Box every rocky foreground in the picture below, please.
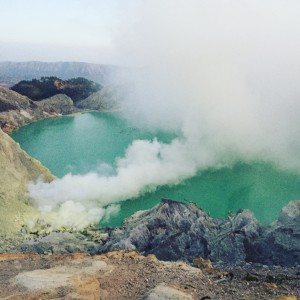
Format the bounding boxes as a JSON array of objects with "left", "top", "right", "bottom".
[
  {"left": 0, "top": 251, "right": 298, "bottom": 299},
  {"left": 0, "top": 199, "right": 296, "bottom": 299},
  {"left": 14, "top": 199, "right": 299, "bottom": 267}
]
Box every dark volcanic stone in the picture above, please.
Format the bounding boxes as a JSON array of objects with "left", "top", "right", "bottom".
[
  {"left": 99, "top": 199, "right": 300, "bottom": 266},
  {"left": 99, "top": 199, "right": 261, "bottom": 264},
  {"left": 13, "top": 199, "right": 300, "bottom": 267},
  {"left": 252, "top": 200, "right": 300, "bottom": 266}
]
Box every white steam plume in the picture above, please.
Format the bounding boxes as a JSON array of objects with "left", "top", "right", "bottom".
[{"left": 29, "top": 1, "right": 300, "bottom": 229}]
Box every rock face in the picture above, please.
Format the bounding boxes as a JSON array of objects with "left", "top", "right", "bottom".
[
  {"left": 0, "top": 87, "right": 31, "bottom": 112},
  {"left": 0, "top": 87, "right": 76, "bottom": 133},
  {"left": 252, "top": 200, "right": 300, "bottom": 266},
  {"left": 0, "top": 129, "right": 54, "bottom": 238},
  {"left": 36, "top": 94, "right": 75, "bottom": 115},
  {"left": 100, "top": 199, "right": 260, "bottom": 264},
  {"left": 12, "top": 197, "right": 299, "bottom": 267},
  {"left": 99, "top": 199, "right": 300, "bottom": 266},
  {"left": 76, "top": 85, "right": 122, "bottom": 111}
]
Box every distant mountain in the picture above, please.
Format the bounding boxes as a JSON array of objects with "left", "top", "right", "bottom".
[{"left": 0, "top": 61, "right": 120, "bottom": 86}]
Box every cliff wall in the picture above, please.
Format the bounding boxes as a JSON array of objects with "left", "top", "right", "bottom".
[
  {"left": 0, "top": 87, "right": 76, "bottom": 133},
  {"left": 0, "top": 129, "right": 54, "bottom": 238}
]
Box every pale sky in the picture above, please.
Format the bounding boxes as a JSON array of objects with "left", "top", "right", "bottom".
[
  {"left": 1, "top": 1, "right": 300, "bottom": 67},
  {"left": 0, "top": 0, "right": 127, "bottom": 64}
]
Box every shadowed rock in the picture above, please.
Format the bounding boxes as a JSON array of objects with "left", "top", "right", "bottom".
[
  {"left": 0, "top": 87, "right": 76, "bottom": 133},
  {"left": 98, "top": 199, "right": 299, "bottom": 266},
  {"left": 15, "top": 198, "right": 299, "bottom": 266},
  {"left": 99, "top": 199, "right": 260, "bottom": 264},
  {"left": 252, "top": 200, "right": 300, "bottom": 266}
]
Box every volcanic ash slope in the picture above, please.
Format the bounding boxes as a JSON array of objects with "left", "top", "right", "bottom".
[{"left": 0, "top": 129, "right": 54, "bottom": 238}]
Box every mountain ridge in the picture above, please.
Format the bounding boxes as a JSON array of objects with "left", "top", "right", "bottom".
[{"left": 0, "top": 61, "right": 121, "bottom": 86}]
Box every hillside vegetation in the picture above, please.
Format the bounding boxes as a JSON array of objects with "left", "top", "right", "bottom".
[{"left": 11, "top": 77, "right": 102, "bottom": 102}]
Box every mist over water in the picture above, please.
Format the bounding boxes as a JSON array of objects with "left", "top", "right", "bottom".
[{"left": 27, "top": 1, "right": 300, "bottom": 229}]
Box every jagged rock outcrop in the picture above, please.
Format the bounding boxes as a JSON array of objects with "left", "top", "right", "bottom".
[
  {"left": 76, "top": 85, "right": 122, "bottom": 111},
  {"left": 0, "top": 129, "right": 54, "bottom": 238},
  {"left": 99, "top": 199, "right": 261, "bottom": 264},
  {"left": 99, "top": 199, "right": 299, "bottom": 266},
  {"left": 0, "top": 87, "right": 76, "bottom": 133},
  {"left": 252, "top": 200, "right": 300, "bottom": 266},
  {"left": 0, "top": 87, "right": 32, "bottom": 112},
  {"left": 14, "top": 198, "right": 299, "bottom": 266},
  {"left": 36, "top": 94, "right": 75, "bottom": 115}
]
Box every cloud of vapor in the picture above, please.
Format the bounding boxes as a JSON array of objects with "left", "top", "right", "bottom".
[{"left": 29, "top": 0, "right": 300, "bottom": 229}]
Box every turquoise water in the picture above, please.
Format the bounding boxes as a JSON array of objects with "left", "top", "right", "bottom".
[{"left": 11, "top": 112, "right": 300, "bottom": 225}]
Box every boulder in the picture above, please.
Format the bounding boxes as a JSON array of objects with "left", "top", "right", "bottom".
[{"left": 145, "top": 284, "right": 194, "bottom": 300}]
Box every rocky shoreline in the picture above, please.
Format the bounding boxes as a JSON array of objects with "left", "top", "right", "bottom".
[{"left": 0, "top": 85, "right": 121, "bottom": 133}]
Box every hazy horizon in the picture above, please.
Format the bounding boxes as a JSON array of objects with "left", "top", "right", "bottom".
[
  {"left": 0, "top": 0, "right": 127, "bottom": 65},
  {"left": 2, "top": 1, "right": 300, "bottom": 68}
]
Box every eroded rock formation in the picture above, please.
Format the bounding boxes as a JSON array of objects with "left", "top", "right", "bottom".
[
  {"left": 0, "top": 86, "right": 76, "bottom": 133},
  {"left": 100, "top": 199, "right": 299, "bottom": 266}
]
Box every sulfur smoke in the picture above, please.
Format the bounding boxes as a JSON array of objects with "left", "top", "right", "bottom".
[{"left": 28, "top": 1, "right": 300, "bottom": 229}]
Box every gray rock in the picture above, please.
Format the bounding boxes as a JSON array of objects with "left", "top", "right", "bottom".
[
  {"left": 252, "top": 200, "right": 300, "bottom": 266},
  {"left": 0, "top": 87, "right": 31, "bottom": 112},
  {"left": 18, "top": 232, "right": 100, "bottom": 255},
  {"left": 99, "top": 199, "right": 261, "bottom": 264},
  {"left": 76, "top": 85, "right": 122, "bottom": 110},
  {"left": 36, "top": 94, "right": 76, "bottom": 115},
  {"left": 13, "top": 198, "right": 298, "bottom": 267},
  {"left": 99, "top": 199, "right": 300, "bottom": 266},
  {"left": 145, "top": 284, "right": 193, "bottom": 300},
  {"left": 0, "top": 87, "right": 77, "bottom": 133}
]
